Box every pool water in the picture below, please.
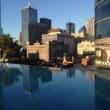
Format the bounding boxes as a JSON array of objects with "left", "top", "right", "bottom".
[{"left": 0, "top": 64, "right": 110, "bottom": 110}]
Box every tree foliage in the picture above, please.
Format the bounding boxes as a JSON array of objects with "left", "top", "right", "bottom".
[{"left": 0, "top": 34, "right": 21, "bottom": 58}]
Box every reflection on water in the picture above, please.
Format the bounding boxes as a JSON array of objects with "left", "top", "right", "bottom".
[
  {"left": 21, "top": 65, "right": 52, "bottom": 93},
  {"left": 66, "top": 68, "right": 75, "bottom": 78},
  {"left": 0, "top": 66, "right": 21, "bottom": 87},
  {"left": 0, "top": 88, "right": 3, "bottom": 110},
  {"left": 0, "top": 64, "right": 110, "bottom": 110},
  {"left": 0, "top": 65, "right": 22, "bottom": 110},
  {"left": 95, "top": 71, "right": 110, "bottom": 110},
  {"left": 85, "top": 70, "right": 94, "bottom": 81}
]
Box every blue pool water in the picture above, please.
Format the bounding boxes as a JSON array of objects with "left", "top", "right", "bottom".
[{"left": 0, "top": 64, "right": 110, "bottom": 110}]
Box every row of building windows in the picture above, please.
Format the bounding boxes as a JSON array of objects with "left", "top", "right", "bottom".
[
  {"left": 95, "top": 0, "right": 110, "bottom": 21},
  {"left": 95, "top": 18, "right": 110, "bottom": 39}
]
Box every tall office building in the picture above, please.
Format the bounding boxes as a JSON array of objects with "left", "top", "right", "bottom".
[
  {"left": 29, "top": 23, "right": 48, "bottom": 43},
  {"left": 95, "top": 0, "right": 110, "bottom": 39},
  {"left": 95, "top": 0, "right": 110, "bottom": 66},
  {"left": 40, "top": 18, "right": 52, "bottom": 30},
  {"left": 86, "top": 18, "right": 94, "bottom": 37},
  {"left": 66, "top": 22, "right": 75, "bottom": 35},
  {"left": 22, "top": 3, "right": 38, "bottom": 47},
  {"left": 0, "top": 0, "right": 3, "bottom": 35}
]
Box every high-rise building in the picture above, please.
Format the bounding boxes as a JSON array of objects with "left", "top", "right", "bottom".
[
  {"left": 79, "top": 25, "right": 87, "bottom": 35},
  {"left": 0, "top": 0, "right": 3, "bottom": 35},
  {"left": 18, "top": 32, "right": 23, "bottom": 45},
  {"left": 95, "top": 0, "right": 110, "bottom": 66},
  {"left": 95, "top": 0, "right": 110, "bottom": 39},
  {"left": 29, "top": 23, "right": 48, "bottom": 44},
  {"left": 21, "top": 3, "right": 38, "bottom": 47},
  {"left": 66, "top": 22, "right": 75, "bottom": 35},
  {"left": 40, "top": 18, "right": 52, "bottom": 30},
  {"left": 86, "top": 18, "right": 94, "bottom": 37}
]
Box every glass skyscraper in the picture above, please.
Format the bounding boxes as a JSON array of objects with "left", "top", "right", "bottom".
[
  {"left": 66, "top": 22, "right": 75, "bottom": 35},
  {"left": 95, "top": 0, "right": 110, "bottom": 67},
  {"left": 22, "top": 4, "right": 38, "bottom": 47},
  {"left": 40, "top": 18, "right": 52, "bottom": 30},
  {"left": 95, "top": 0, "right": 110, "bottom": 39}
]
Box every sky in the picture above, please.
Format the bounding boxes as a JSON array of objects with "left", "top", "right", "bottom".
[{"left": 2, "top": 0, "right": 94, "bottom": 38}]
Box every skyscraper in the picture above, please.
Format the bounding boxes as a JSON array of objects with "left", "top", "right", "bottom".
[
  {"left": 0, "top": 0, "right": 3, "bottom": 35},
  {"left": 86, "top": 18, "right": 94, "bottom": 37},
  {"left": 22, "top": 3, "right": 38, "bottom": 47},
  {"left": 29, "top": 23, "right": 48, "bottom": 43},
  {"left": 95, "top": 0, "right": 110, "bottom": 66},
  {"left": 66, "top": 22, "right": 75, "bottom": 35},
  {"left": 40, "top": 18, "right": 52, "bottom": 30},
  {"left": 95, "top": 0, "right": 110, "bottom": 39}
]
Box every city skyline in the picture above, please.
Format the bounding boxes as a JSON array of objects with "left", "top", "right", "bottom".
[{"left": 2, "top": 0, "right": 94, "bottom": 38}]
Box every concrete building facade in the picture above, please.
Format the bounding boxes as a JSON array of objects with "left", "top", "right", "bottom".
[
  {"left": 27, "top": 42, "right": 49, "bottom": 62},
  {"left": 86, "top": 18, "right": 94, "bottom": 37},
  {"left": 77, "top": 41, "right": 95, "bottom": 55},
  {"left": 42, "top": 28, "right": 76, "bottom": 55},
  {"left": 42, "top": 28, "right": 61, "bottom": 43},
  {"left": 18, "top": 32, "right": 23, "bottom": 45},
  {"left": 27, "top": 42, "right": 68, "bottom": 62}
]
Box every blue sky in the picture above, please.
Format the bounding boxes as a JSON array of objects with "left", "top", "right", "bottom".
[{"left": 2, "top": 0, "right": 94, "bottom": 38}]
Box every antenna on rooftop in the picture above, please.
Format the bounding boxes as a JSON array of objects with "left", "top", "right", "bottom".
[
  {"left": 23, "top": 1, "right": 31, "bottom": 9},
  {"left": 27, "top": 1, "right": 31, "bottom": 7}
]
